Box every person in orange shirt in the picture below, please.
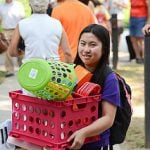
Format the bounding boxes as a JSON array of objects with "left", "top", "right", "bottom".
[
  {"left": 129, "top": 0, "right": 149, "bottom": 64},
  {"left": 52, "top": 0, "right": 96, "bottom": 61}
]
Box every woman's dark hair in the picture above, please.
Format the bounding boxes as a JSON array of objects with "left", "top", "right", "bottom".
[
  {"left": 79, "top": 0, "right": 90, "bottom": 5},
  {"left": 74, "top": 24, "right": 110, "bottom": 71},
  {"left": 79, "top": 0, "right": 101, "bottom": 6}
]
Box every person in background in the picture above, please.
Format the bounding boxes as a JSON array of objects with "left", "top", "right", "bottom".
[
  {"left": 94, "top": 0, "right": 111, "bottom": 30},
  {"left": 8, "top": 0, "right": 72, "bottom": 64},
  {"left": 129, "top": 0, "right": 150, "bottom": 64},
  {"left": 0, "top": 0, "right": 25, "bottom": 77},
  {"left": 46, "top": 0, "right": 57, "bottom": 16},
  {"left": 79, "top": 0, "right": 98, "bottom": 24},
  {"left": 105, "top": 0, "right": 128, "bottom": 43},
  {"left": 67, "top": 24, "right": 120, "bottom": 150},
  {"left": 52, "top": 0, "right": 96, "bottom": 61},
  {"left": 142, "top": 0, "right": 150, "bottom": 35}
]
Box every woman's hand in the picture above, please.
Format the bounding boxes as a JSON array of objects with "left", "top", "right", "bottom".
[
  {"left": 67, "top": 129, "right": 86, "bottom": 150},
  {"left": 142, "top": 24, "right": 150, "bottom": 35}
]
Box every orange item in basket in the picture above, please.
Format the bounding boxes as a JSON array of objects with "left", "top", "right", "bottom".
[{"left": 75, "top": 65, "right": 93, "bottom": 90}]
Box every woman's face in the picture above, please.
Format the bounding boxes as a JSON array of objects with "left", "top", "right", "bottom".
[{"left": 78, "top": 32, "right": 103, "bottom": 71}]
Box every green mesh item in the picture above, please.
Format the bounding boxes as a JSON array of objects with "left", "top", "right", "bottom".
[{"left": 17, "top": 59, "right": 77, "bottom": 100}]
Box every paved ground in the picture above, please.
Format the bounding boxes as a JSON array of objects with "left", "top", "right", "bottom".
[
  {"left": 0, "top": 29, "right": 144, "bottom": 150},
  {"left": 0, "top": 70, "right": 20, "bottom": 122}
]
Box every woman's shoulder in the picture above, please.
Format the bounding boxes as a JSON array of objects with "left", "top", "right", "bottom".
[
  {"left": 104, "top": 72, "right": 119, "bottom": 89},
  {"left": 104, "top": 71, "right": 118, "bottom": 82},
  {"left": 102, "top": 72, "right": 120, "bottom": 106}
]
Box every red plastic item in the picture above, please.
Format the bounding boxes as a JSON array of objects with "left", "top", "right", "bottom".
[
  {"left": 75, "top": 65, "right": 93, "bottom": 90},
  {"left": 76, "top": 82, "right": 101, "bottom": 96},
  {"left": 9, "top": 90, "right": 101, "bottom": 150}
]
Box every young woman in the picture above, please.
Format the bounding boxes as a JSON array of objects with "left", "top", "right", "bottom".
[{"left": 67, "top": 24, "right": 120, "bottom": 150}]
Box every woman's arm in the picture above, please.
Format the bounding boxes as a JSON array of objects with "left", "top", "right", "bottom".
[
  {"left": 60, "top": 28, "right": 73, "bottom": 63},
  {"left": 8, "top": 25, "right": 21, "bottom": 57},
  {"left": 67, "top": 100, "right": 117, "bottom": 150}
]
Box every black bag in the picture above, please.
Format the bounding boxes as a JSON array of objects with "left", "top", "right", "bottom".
[
  {"left": 18, "top": 37, "right": 25, "bottom": 51},
  {"left": 109, "top": 73, "right": 132, "bottom": 145},
  {"left": 91, "top": 65, "right": 132, "bottom": 146}
]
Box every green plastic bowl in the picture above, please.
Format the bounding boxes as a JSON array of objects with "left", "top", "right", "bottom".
[{"left": 18, "top": 59, "right": 77, "bottom": 100}]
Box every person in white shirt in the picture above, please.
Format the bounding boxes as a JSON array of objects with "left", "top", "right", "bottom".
[
  {"left": 0, "top": 0, "right": 25, "bottom": 77},
  {"left": 8, "top": 0, "right": 72, "bottom": 64},
  {"left": 104, "top": 0, "right": 129, "bottom": 42}
]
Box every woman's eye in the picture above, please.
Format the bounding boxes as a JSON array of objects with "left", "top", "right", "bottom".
[
  {"left": 80, "top": 42, "right": 85, "bottom": 46},
  {"left": 90, "top": 43, "right": 96, "bottom": 47}
]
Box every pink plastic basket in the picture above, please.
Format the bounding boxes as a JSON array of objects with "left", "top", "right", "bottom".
[{"left": 9, "top": 90, "right": 101, "bottom": 150}]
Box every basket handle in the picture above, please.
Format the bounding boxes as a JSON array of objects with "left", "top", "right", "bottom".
[
  {"left": 44, "top": 143, "right": 68, "bottom": 150},
  {"left": 72, "top": 103, "right": 87, "bottom": 111},
  {"left": 9, "top": 90, "right": 22, "bottom": 98},
  {"left": 11, "top": 133, "right": 20, "bottom": 138},
  {"left": 64, "top": 98, "right": 87, "bottom": 111}
]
